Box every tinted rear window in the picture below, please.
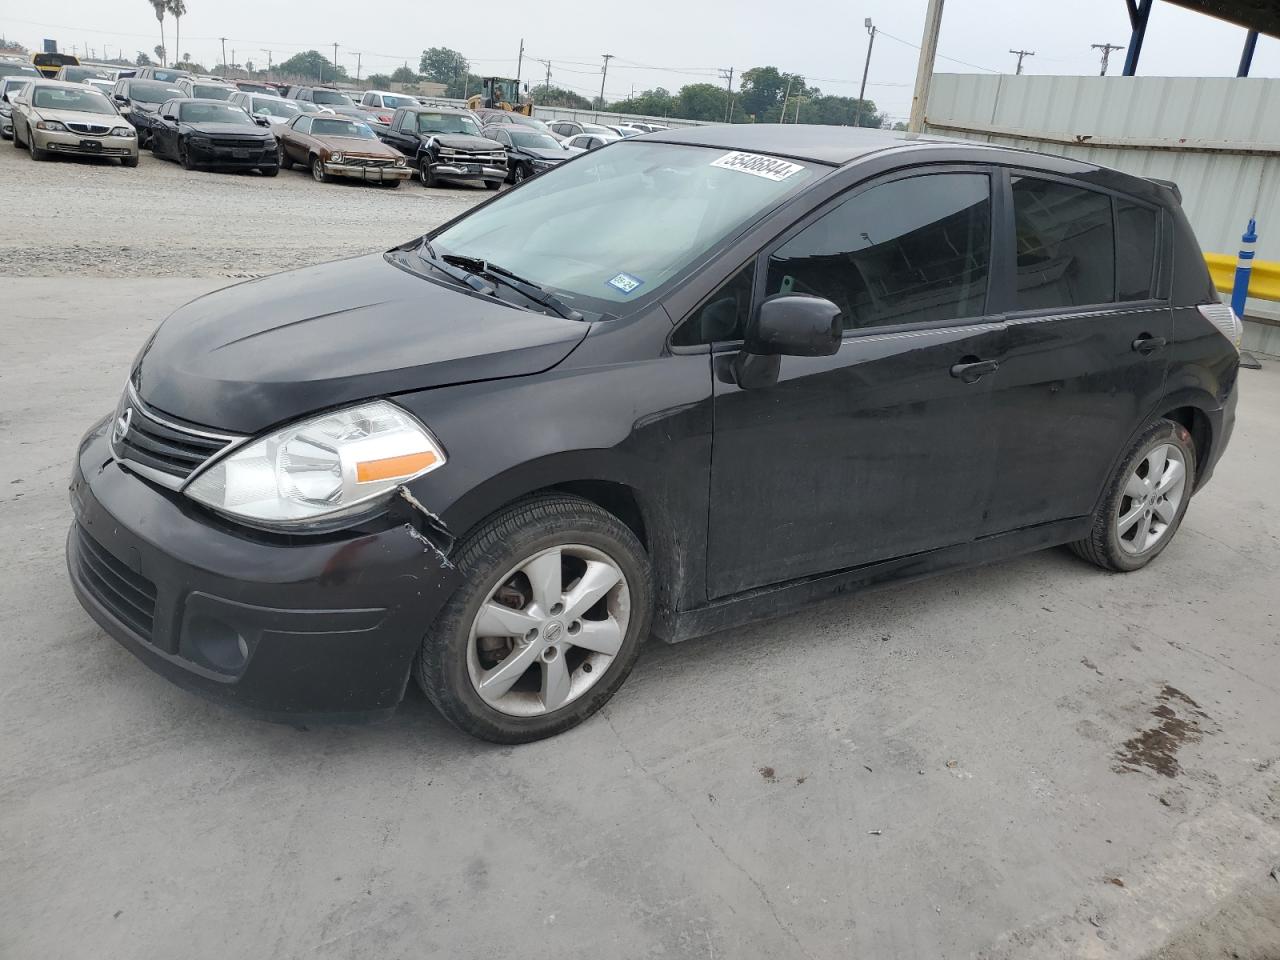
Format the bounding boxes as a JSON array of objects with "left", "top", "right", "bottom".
[
  {"left": 1012, "top": 177, "right": 1114, "bottom": 310},
  {"left": 1116, "top": 199, "right": 1159, "bottom": 301}
]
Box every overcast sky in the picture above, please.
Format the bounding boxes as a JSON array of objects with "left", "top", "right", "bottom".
[{"left": 4, "top": 1, "right": 1276, "bottom": 119}]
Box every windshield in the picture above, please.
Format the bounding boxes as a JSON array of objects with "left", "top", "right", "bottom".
[
  {"left": 311, "top": 118, "right": 376, "bottom": 139},
  {"left": 431, "top": 142, "right": 818, "bottom": 311},
  {"left": 508, "top": 131, "right": 560, "bottom": 150},
  {"left": 311, "top": 89, "right": 354, "bottom": 106},
  {"left": 32, "top": 86, "right": 116, "bottom": 115},
  {"left": 130, "top": 81, "right": 183, "bottom": 103},
  {"left": 63, "top": 67, "right": 110, "bottom": 82},
  {"left": 150, "top": 70, "right": 185, "bottom": 83},
  {"left": 252, "top": 97, "right": 300, "bottom": 118},
  {"left": 417, "top": 112, "right": 479, "bottom": 135},
  {"left": 508, "top": 114, "right": 552, "bottom": 132},
  {"left": 581, "top": 123, "right": 613, "bottom": 135},
  {"left": 0, "top": 63, "right": 41, "bottom": 78},
  {"left": 191, "top": 84, "right": 233, "bottom": 101},
  {"left": 179, "top": 102, "right": 254, "bottom": 124},
  {"left": 237, "top": 82, "right": 274, "bottom": 94},
  {"left": 295, "top": 101, "right": 325, "bottom": 114},
  {"left": 379, "top": 94, "right": 416, "bottom": 109}
]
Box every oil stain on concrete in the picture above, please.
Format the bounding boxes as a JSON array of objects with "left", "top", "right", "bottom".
[{"left": 1115, "top": 685, "right": 1212, "bottom": 779}]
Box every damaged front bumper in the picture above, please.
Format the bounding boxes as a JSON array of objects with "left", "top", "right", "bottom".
[{"left": 66, "top": 417, "right": 462, "bottom": 721}]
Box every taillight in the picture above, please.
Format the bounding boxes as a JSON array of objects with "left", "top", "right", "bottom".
[{"left": 1197, "top": 302, "right": 1243, "bottom": 353}]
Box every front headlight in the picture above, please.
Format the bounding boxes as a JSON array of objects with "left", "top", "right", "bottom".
[
  {"left": 185, "top": 401, "right": 445, "bottom": 529},
  {"left": 330, "top": 152, "right": 344, "bottom": 163},
  {"left": 394, "top": 156, "right": 406, "bottom": 167},
  {"left": 35, "top": 120, "right": 66, "bottom": 131},
  {"left": 111, "top": 126, "right": 135, "bottom": 137}
]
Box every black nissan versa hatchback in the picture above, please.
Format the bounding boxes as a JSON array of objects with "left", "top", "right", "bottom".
[{"left": 67, "top": 126, "right": 1240, "bottom": 743}]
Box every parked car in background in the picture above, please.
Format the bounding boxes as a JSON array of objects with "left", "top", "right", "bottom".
[
  {"left": 482, "top": 124, "right": 569, "bottom": 183},
  {"left": 624, "top": 122, "right": 667, "bottom": 133},
  {"left": 31, "top": 52, "right": 78, "bottom": 79},
  {"left": 0, "top": 61, "right": 42, "bottom": 82},
  {"left": 562, "top": 132, "right": 619, "bottom": 152},
  {"left": 228, "top": 92, "right": 301, "bottom": 129},
  {"left": 286, "top": 86, "right": 365, "bottom": 120},
  {"left": 358, "top": 89, "right": 420, "bottom": 126},
  {"left": 9, "top": 80, "right": 137, "bottom": 165},
  {"left": 277, "top": 114, "right": 411, "bottom": 186},
  {"left": 474, "top": 109, "right": 565, "bottom": 142},
  {"left": 55, "top": 65, "right": 113, "bottom": 85},
  {"left": 149, "top": 98, "right": 277, "bottom": 175},
  {"left": 294, "top": 100, "right": 337, "bottom": 117},
  {"left": 380, "top": 105, "right": 506, "bottom": 189},
  {"left": 176, "top": 78, "right": 235, "bottom": 102},
  {"left": 133, "top": 67, "right": 192, "bottom": 84},
  {"left": 233, "top": 80, "right": 277, "bottom": 95},
  {"left": 548, "top": 119, "right": 615, "bottom": 139},
  {"left": 1, "top": 77, "right": 34, "bottom": 139},
  {"left": 111, "top": 78, "right": 185, "bottom": 147}
]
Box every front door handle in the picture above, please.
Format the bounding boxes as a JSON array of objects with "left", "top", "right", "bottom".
[
  {"left": 1132, "top": 335, "right": 1167, "bottom": 354},
  {"left": 950, "top": 358, "right": 1000, "bottom": 383}
]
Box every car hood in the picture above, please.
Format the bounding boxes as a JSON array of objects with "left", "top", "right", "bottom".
[
  {"left": 34, "top": 108, "right": 124, "bottom": 126},
  {"left": 426, "top": 133, "right": 502, "bottom": 150},
  {"left": 129, "top": 101, "right": 164, "bottom": 114},
  {"left": 184, "top": 121, "right": 273, "bottom": 137},
  {"left": 526, "top": 147, "right": 567, "bottom": 160},
  {"left": 316, "top": 134, "right": 396, "bottom": 155},
  {"left": 133, "top": 252, "right": 590, "bottom": 434}
]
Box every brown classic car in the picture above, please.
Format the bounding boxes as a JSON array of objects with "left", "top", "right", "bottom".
[{"left": 278, "top": 114, "right": 412, "bottom": 186}]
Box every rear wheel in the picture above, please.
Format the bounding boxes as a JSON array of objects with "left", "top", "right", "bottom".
[
  {"left": 1070, "top": 419, "right": 1196, "bottom": 572},
  {"left": 415, "top": 494, "right": 653, "bottom": 743}
]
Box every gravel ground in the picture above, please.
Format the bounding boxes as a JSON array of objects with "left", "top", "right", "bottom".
[
  {"left": 2, "top": 142, "right": 1280, "bottom": 960},
  {"left": 0, "top": 132, "right": 486, "bottom": 277}
]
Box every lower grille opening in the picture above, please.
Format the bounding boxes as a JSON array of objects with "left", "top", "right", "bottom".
[{"left": 74, "top": 525, "right": 157, "bottom": 639}]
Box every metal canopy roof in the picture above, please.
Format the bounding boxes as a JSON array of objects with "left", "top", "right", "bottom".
[{"left": 1162, "top": 0, "right": 1280, "bottom": 37}]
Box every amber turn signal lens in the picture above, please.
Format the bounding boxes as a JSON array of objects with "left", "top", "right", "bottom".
[{"left": 356, "top": 451, "right": 438, "bottom": 483}]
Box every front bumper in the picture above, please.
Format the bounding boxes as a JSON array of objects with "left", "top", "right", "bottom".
[
  {"left": 187, "top": 140, "right": 277, "bottom": 167},
  {"left": 33, "top": 128, "right": 137, "bottom": 158},
  {"left": 323, "top": 161, "right": 413, "bottom": 182},
  {"left": 67, "top": 418, "right": 463, "bottom": 720},
  {"left": 431, "top": 161, "right": 506, "bottom": 182}
]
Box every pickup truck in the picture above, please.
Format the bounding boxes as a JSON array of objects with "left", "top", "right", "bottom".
[{"left": 379, "top": 105, "right": 506, "bottom": 189}]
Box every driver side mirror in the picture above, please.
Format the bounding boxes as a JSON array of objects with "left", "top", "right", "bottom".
[
  {"left": 745, "top": 295, "right": 843, "bottom": 357},
  {"left": 163, "top": 113, "right": 177, "bottom": 121},
  {"left": 114, "top": 94, "right": 128, "bottom": 103},
  {"left": 253, "top": 115, "right": 270, "bottom": 126}
]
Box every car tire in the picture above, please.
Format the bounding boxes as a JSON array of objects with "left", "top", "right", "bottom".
[
  {"left": 280, "top": 149, "right": 293, "bottom": 170},
  {"left": 122, "top": 155, "right": 139, "bottom": 168},
  {"left": 28, "top": 132, "right": 46, "bottom": 161},
  {"left": 419, "top": 157, "right": 435, "bottom": 187},
  {"left": 484, "top": 178, "right": 501, "bottom": 190},
  {"left": 380, "top": 179, "right": 400, "bottom": 189},
  {"left": 415, "top": 494, "right": 653, "bottom": 744},
  {"left": 311, "top": 156, "right": 328, "bottom": 183},
  {"left": 12, "top": 123, "right": 23, "bottom": 148},
  {"left": 259, "top": 164, "right": 279, "bottom": 177},
  {"left": 1070, "top": 418, "right": 1197, "bottom": 573},
  {"left": 512, "top": 163, "right": 528, "bottom": 184},
  {"left": 180, "top": 142, "right": 196, "bottom": 170}
]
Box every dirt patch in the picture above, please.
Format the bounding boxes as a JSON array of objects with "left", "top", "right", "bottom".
[
  {"left": 758, "top": 766, "right": 778, "bottom": 783},
  {"left": 1142, "top": 878, "right": 1280, "bottom": 960},
  {"left": 1115, "top": 685, "right": 1211, "bottom": 779}
]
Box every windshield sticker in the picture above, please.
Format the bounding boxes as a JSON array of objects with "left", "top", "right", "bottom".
[
  {"left": 607, "top": 272, "right": 644, "bottom": 295},
  {"left": 710, "top": 151, "right": 805, "bottom": 182}
]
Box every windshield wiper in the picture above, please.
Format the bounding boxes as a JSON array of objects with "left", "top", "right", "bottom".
[
  {"left": 415, "top": 240, "right": 496, "bottom": 296},
  {"left": 441, "top": 254, "right": 584, "bottom": 322}
]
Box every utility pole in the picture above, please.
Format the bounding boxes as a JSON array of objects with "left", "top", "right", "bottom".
[
  {"left": 332, "top": 43, "right": 339, "bottom": 84},
  {"left": 354, "top": 52, "right": 362, "bottom": 82},
  {"left": 719, "top": 67, "right": 734, "bottom": 122},
  {"left": 856, "top": 18, "right": 877, "bottom": 128},
  {"left": 1091, "top": 42, "right": 1124, "bottom": 76},
  {"left": 1009, "top": 48, "right": 1035, "bottom": 74},
  {"left": 515, "top": 38, "right": 524, "bottom": 88},
  {"left": 261, "top": 49, "right": 272, "bottom": 80},
  {"left": 232, "top": 49, "right": 236, "bottom": 76},
  {"left": 537, "top": 59, "right": 551, "bottom": 93},
  {"left": 780, "top": 76, "right": 793, "bottom": 125},
  {"left": 220, "top": 37, "right": 227, "bottom": 75},
  {"left": 598, "top": 53, "right": 613, "bottom": 115},
  {"left": 908, "top": 0, "right": 945, "bottom": 133}
]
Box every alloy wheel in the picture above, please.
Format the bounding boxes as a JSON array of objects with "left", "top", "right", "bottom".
[
  {"left": 513, "top": 164, "right": 526, "bottom": 183},
  {"left": 1115, "top": 442, "right": 1187, "bottom": 555},
  {"left": 466, "top": 544, "right": 630, "bottom": 717},
  {"left": 312, "top": 158, "right": 326, "bottom": 182}
]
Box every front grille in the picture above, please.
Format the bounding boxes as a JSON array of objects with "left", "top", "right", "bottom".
[
  {"left": 66, "top": 122, "right": 112, "bottom": 136},
  {"left": 210, "top": 138, "right": 269, "bottom": 150},
  {"left": 112, "top": 386, "right": 242, "bottom": 489},
  {"left": 439, "top": 150, "right": 506, "bottom": 164},
  {"left": 73, "top": 524, "right": 157, "bottom": 639},
  {"left": 343, "top": 156, "right": 394, "bottom": 167}
]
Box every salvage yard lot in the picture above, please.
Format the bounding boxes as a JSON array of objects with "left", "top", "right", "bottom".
[{"left": 2, "top": 141, "right": 1279, "bottom": 959}]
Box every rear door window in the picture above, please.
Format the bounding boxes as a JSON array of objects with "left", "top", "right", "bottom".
[
  {"left": 765, "top": 172, "right": 993, "bottom": 331},
  {"left": 1012, "top": 177, "right": 1115, "bottom": 310},
  {"left": 1116, "top": 199, "right": 1159, "bottom": 301}
]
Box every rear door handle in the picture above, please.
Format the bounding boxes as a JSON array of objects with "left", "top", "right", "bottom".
[
  {"left": 1132, "top": 335, "right": 1167, "bottom": 354},
  {"left": 950, "top": 359, "right": 1000, "bottom": 383}
]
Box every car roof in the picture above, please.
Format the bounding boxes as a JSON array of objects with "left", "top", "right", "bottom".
[
  {"left": 28, "top": 79, "right": 106, "bottom": 91},
  {"left": 401, "top": 104, "right": 469, "bottom": 115},
  {"left": 181, "top": 98, "right": 240, "bottom": 105},
  {"left": 644, "top": 124, "right": 958, "bottom": 165},
  {"left": 244, "top": 92, "right": 291, "bottom": 101}
]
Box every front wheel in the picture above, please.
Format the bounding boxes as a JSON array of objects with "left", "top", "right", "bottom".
[
  {"left": 415, "top": 494, "right": 653, "bottom": 743},
  {"left": 484, "top": 178, "right": 501, "bottom": 190},
  {"left": 259, "top": 164, "right": 279, "bottom": 177},
  {"left": 179, "top": 142, "right": 196, "bottom": 170},
  {"left": 280, "top": 148, "right": 293, "bottom": 170},
  {"left": 28, "top": 132, "right": 46, "bottom": 161},
  {"left": 121, "top": 155, "right": 139, "bottom": 168},
  {"left": 1070, "top": 419, "right": 1197, "bottom": 572},
  {"left": 310, "top": 156, "right": 328, "bottom": 183},
  {"left": 512, "top": 163, "right": 528, "bottom": 184},
  {"left": 419, "top": 157, "right": 435, "bottom": 187}
]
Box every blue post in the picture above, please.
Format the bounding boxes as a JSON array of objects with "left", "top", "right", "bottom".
[{"left": 1231, "top": 218, "right": 1257, "bottom": 318}]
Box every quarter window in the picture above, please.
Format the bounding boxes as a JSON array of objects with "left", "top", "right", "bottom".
[
  {"left": 1012, "top": 176, "right": 1114, "bottom": 309},
  {"left": 1116, "top": 199, "right": 1159, "bottom": 301},
  {"left": 765, "top": 173, "right": 992, "bottom": 331}
]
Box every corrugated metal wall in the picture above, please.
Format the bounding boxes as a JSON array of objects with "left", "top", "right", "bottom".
[{"left": 924, "top": 74, "right": 1280, "bottom": 324}]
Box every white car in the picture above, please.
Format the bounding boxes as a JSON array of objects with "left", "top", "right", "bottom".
[
  {"left": 562, "top": 132, "right": 620, "bottom": 153},
  {"left": 228, "top": 91, "right": 302, "bottom": 128}
]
